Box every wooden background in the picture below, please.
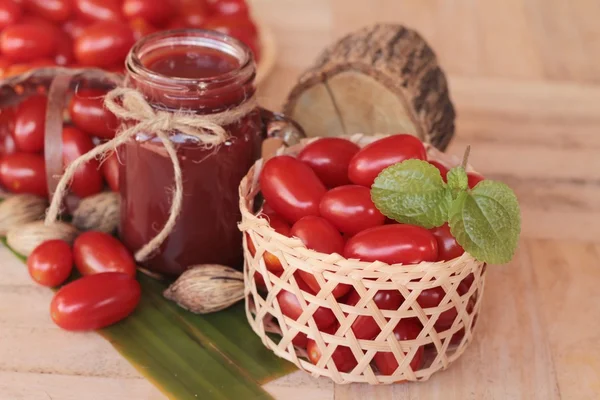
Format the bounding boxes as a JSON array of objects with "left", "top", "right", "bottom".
[{"left": 2, "top": 0, "right": 600, "bottom": 399}]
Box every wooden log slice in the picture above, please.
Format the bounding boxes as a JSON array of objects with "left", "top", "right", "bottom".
[{"left": 283, "top": 24, "right": 455, "bottom": 150}]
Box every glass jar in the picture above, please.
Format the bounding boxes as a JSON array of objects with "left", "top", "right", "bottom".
[{"left": 119, "top": 30, "right": 266, "bottom": 276}]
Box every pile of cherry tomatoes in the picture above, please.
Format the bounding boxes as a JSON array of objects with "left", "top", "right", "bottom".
[
  {"left": 251, "top": 134, "right": 485, "bottom": 374},
  {"left": 0, "top": 88, "right": 119, "bottom": 198},
  {"left": 0, "top": 0, "right": 260, "bottom": 78},
  {"left": 28, "top": 231, "right": 140, "bottom": 331}
]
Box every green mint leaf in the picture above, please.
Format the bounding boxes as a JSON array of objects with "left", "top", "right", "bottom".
[
  {"left": 448, "top": 180, "right": 521, "bottom": 264},
  {"left": 371, "top": 159, "right": 452, "bottom": 229},
  {"left": 447, "top": 167, "right": 468, "bottom": 194}
]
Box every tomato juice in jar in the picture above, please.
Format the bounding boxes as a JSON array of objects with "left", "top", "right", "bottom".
[{"left": 119, "top": 29, "right": 262, "bottom": 276}]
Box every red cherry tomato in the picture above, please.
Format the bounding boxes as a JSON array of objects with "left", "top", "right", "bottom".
[
  {"left": 54, "top": 31, "right": 74, "bottom": 66},
  {"left": 468, "top": 172, "right": 484, "bottom": 189},
  {"left": 0, "top": 23, "right": 58, "bottom": 62},
  {"left": 307, "top": 327, "right": 357, "bottom": 372},
  {"left": 73, "top": 231, "right": 136, "bottom": 277},
  {"left": 0, "top": 56, "right": 11, "bottom": 77},
  {"left": 50, "top": 272, "right": 141, "bottom": 331},
  {"left": 429, "top": 160, "right": 449, "bottom": 182},
  {"left": 292, "top": 332, "right": 308, "bottom": 347},
  {"left": 123, "top": 0, "right": 172, "bottom": 25},
  {"left": 4, "top": 58, "right": 55, "bottom": 77},
  {"left": 68, "top": 88, "right": 119, "bottom": 139},
  {"left": 0, "top": 0, "right": 22, "bottom": 30},
  {"left": 74, "top": 0, "right": 122, "bottom": 22},
  {"left": 344, "top": 224, "right": 438, "bottom": 265},
  {"left": 429, "top": 223, "right": 464, "bottom": 261},
  {"left": 62, "top": 126, "right": 104, "bottom": 198},
  {"left": 297, "top": 138, "right": 360, "bottom": 188},
  {"left": 129, "top": 17, "right": 157, "bottom": 40},
  {"left": 62, "top": 18, "right": 87, "bottom": 39},
  {"left": 74, "top": 21, "right": 134, "bottom": 67},
  {"left": 417, "top": 281, "right": 469, "bottom": 331},
  {"left": 24, "top": 0, "right": 72, "bottom": 22},
  {"left": 319, "top": 185, "right": 385, "bottom": 235},
  {"left": 179, "top": 2, "right": 211, "bottom": 27},
  {"left": 27, "top": 240, "right": 73, "bottom": 287},
  {"left": 101, "top": 150, "right": 119, "bottom": 192},
  {"left": 204, "top": 15, "right": 257, "bottom": 46},
  {"left": 247, "top": 213, "right": 291, "bottom": 273},
  {"left": 276, "top": 277, "right": 336, "bottom": 330},
  {"left": 0, "top": 107, "right": 16, "bottom": 157},
  {"left": 207, "top": 0, "right": 249, "bottom": 17},
  {"left": 0, "top": 152, "right": 47, "bottom": 196},
  {"left": 348, "top": 134, "right": 427, "bottom": 187},
  {"left": 373, "top": 319, "right": 424, "bottom": 374},
  {"left": 345, "top": 289, "right": 404, "bottom": 340},
  {"left": 259, "top": 155, "right": 327, "bottom": 224}
]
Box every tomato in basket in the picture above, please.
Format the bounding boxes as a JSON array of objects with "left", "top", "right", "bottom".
[
  {"left": 429, "top": 223, "right": 464, "bottom": 261},
  {"left": 306, "top": 323, "right": 358, "bottom": 373},
  {"left": 319, "top": 185, "right": 385, "bottom": 235},
  {"left": 345, "top": 289, "right": 404, "bottom": 340},
  {"left": 277, "top": 276, "right": 336, "bottom": 330},
  {"left": 297, "top": 137, "right": 360, "bottom": 188},
  {"left": 373, "top": 318, "right": 424, "bottom": 375}
]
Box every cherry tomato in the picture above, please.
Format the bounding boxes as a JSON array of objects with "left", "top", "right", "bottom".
[
  {"left": 429, "top": 223, "right": 464, "bottom": 261},
  {"left": 0, "top": 0, "right": 22, "bottom": 30},
  {"left": 74, "top": 21, "right": 135, "bottom": 67},
  {"left": 123, "top": 0, "right": 172, "bottom": 25},
  {"left": 247, "top": 213, "right": 291, "bottom": 273},
  {"left": 259, "top": 155, "right": 326, "bottom": 224},
  {"left": 417, "top": 280, "right": 469, "bottom": 331},
  {"left": 50, "top": 272, "right": 141, "bottom": 331},
  {"left": 24, "top": 0, "right": 72, "bottom": 22},
  {"left": 345, "top": 289, "right": 404, "bottom": 340},
  {"left": 68, "top": 88, "right": 119, "bottom": 139},
  {"left": 0, "top": 23, "right": 58, "bottom": 62},
  {"left": 373, "top": 319, "right": 424, "bottom": 374},
  {"left": 11, "top": 95, "right": 46, "bottom": 153},
  {"left": 62, "top": 126, "right": 103, "bottom": 198},
  {"left": 73, "top": 231, "right": 137, "bottom": 277},
  {"left": 62, "top": 18, "right": 87, "bottom": 39},
  {"left": 0, "top": 56, "right": 11, "bottom": 77},
  {"left": 4, "top": 58, "right": 55, "bottom": 77},
  {"left": 429, "top": 160, "right": 448, "bottom": 182},
  {"left": 344, "top": 224, "right": 438, "bottom": 265},
  {"left": 74, "top": 0, "right": 122, "bottom": 22},
  {"left": 292, "top": 332, "right": 308, "bottom": 347},
  {"left": 348, "top": 134, "right": 427, "bottom": 187},
  {"left": 204, "top": 15, "right": 257, "bottom": 46},
  {"left": 277, "top": 276, "right": 336, "bottom": 330},
  {"left": 319, "top": 185, "right": 385, "bottom": 235},
  {"left": 129, "top": 17, "right": 157, "bottom": 40},
  {"left": 468, "top": 172, "right": 484, "bottom": 189},
  {"left": 27, "top": 240, "right": 73, "bottom": 287},
  {"left": 0, "top": 152, "right": 47, "bottom": 196},
  {"left": 297, "top": 138, "right": 360, "bottom": 187},
  {"left": 0, "top": 107, "right": 16, "bottom": 157},
  {"left": 179, "top": 2, "right": 211, "bottom": 27},
  {"left": 307, "top": 327, "right": 357, "bottom": 372},
  {"left": 101, "top": 150, "right": 119, "bottom": 192},
  {"left": 207, "top": 0, "right": 249, "bottom": 17},
  {"left": 54, "top": 31, "right": 74, "bottom": 66}
]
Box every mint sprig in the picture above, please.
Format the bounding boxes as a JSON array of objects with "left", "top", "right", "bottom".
[{"left": 371, "top": 151, "right": 521, "bottom": 264}]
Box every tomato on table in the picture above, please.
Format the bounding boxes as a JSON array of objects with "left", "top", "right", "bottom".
[
  {"left": 277, "top": 276, "right": 336, "bottom": 330},
  {"left": 101, "top": 150, "right": 120, "bottom": 192},
  {"left": 62, "top": 126, "right": 104, "bottom": 198},
  {"left": 73, "top": 231, "right": 137, "bottom": 277},
  {"left": 259, "top": 155, "right": 326, "bottom": 224},
  {"left": 50, "top": 272, "right": 141, "bottom": 331},
  {"left": 348, "top": 134, "right": 427, "bottom": 187},
  {"left": 74, "top": 21, "right": 135, "bottom": 67},
  {"left": 306, "top": 324, "right": 357, "bottom": 372},
  {"left": 0, "top": 152, "right": 47, "bottom": 196},
  {"left": 27, "top": 240, "right": 73, "bottom": 287},
  {"left": 24, "top": 0, "right": 72, "bottom": 22},
  {"left": 319, "top": 185, "right": 385, "bottom": 235},
  {"left": 68, "top": 88, "right": 119, "bottom": 139},
  {"left": 291, "top": 216, "right": 350, "bottom": 298},
  {"left": 345, "top": 289, "right": 404, "bottom": 340},
  {"left": 297, "top": 137, "right": 360, "bottom": 187},
  {"left": 0, "top": 23, "right": 58, "bottom": 62},
  {"left": 12, "top": 94, "right": 46, "bottom": 153},
  {"left": 373, "top": 318, "right": 424, "bottom": 374},
  {"left": 344, "top": 224, "right": 438, "bottom": 265},
  {"left": 0, "top": 0, "right": 23, "bottom": 30},
  {"left": 73, "top": 0, "right": 123, "bottom": 22},
  {"left": 122, "top": 0, "right": 173, "bottom": 25},
  {"left": 429, "top": 223, "right": 464, "bottom": 261}
]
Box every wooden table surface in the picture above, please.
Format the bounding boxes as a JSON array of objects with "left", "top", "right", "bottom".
[{"left": 2, "top": 0, "right": 600, "bottom": 399}]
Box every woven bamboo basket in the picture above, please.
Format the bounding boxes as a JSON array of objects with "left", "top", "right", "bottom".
[{"left": 238, "top": 133, "right": 487, "bottom": 385}]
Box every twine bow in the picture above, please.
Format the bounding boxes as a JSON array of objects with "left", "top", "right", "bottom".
[{"left": 45, "top": 87, "right": 257, "bottom": 262}]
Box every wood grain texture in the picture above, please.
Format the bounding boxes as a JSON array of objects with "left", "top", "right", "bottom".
[{"left": 2, "top": 0, "right": 600, "bottom": 399}]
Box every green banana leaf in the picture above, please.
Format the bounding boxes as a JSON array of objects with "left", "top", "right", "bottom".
[{"left": 3, "top": 239, "right": 296, "bottom": 399}]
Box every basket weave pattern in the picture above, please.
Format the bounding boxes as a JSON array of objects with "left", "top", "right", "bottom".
[{"left": 238, "top": 134, "right": 487, "bottom": 384}]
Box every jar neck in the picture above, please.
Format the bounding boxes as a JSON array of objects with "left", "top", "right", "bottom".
[{"left": 125, "top": 29, "right": 256, "bottom": 113}]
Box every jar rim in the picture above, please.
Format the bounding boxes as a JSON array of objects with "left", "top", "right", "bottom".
[{"left": 125, "top": 29, "right": 255, "bottom": 89}]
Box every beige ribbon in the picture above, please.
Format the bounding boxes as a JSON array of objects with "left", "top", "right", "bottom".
[{"left": 45, "top": 87, "right": 257, "bottom": 262}]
